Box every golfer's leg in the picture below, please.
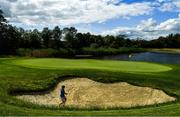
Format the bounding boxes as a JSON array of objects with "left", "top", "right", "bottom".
[
  {"left": 59, "top": 98, "right": 64, "bottom": 106},
  {"left": 59, "top": 100, "right": 63, "bottom": 106},
  {"left": 62, "top": 98, "right": 65, "bottom": 106}
]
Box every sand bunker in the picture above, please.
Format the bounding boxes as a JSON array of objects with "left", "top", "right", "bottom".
[{"left": 16, "top": 78, "right": 176, "bottom": 108}]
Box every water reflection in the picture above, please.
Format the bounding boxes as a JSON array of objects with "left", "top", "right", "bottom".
[{"left": 99, "top": 52, "right": 180, "bottom": 64}]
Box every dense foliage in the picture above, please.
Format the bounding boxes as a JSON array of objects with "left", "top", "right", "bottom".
[{"left": 0, "top": 10, "right": 180, "bottom": 56}]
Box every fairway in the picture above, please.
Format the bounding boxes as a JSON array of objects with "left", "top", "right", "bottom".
[{"left": 13, "top": 58, "right": 172, "bottom": 73}]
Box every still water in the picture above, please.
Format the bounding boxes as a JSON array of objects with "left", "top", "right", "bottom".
[{"left": 99, "top": 52, "right": 180, "bottom": 64}]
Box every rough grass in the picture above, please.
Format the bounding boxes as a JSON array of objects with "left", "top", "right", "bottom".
[{"left": 0, "top": 58, "right": 180, "bottom": 116}]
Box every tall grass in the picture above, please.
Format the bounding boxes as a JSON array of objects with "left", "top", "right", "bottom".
[
  {"left": 83, "top": 47, "right": 145, "bottom": 56},
  {"left": 16, "top": 47, "right": 146, "bottom": 58}
]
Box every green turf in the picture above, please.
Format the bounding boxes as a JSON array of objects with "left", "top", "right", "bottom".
[
  {"left": 12, "top": 58, "right": 172, "bottom": 73},
  {"left": 0, "top": 58, "right": 180, "bottom": 116}
]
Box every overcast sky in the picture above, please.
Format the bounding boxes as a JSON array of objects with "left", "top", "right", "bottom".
[{"left": 0, "top": 0, "right": 180, "bottom": 39}]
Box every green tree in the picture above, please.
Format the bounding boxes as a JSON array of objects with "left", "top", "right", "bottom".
[
  {"left": 29, "top": 29, "right": 42, "bottom": 49},
  {"left": 41, "top": 27, "right": 52, "bottom": 48},
  {"left": 63, "top": 27, "right": 77, "bottom": 48},
  {"left": 52, "top": 26, "right": 62, "bottom": 49},
  {"left": 0, "top": 10, "right": 22, "bottom": 54},
  {"left": 0, "top": 25, "right": 21, "bottom": 54},
  {"left": 0, "top": 10, "right": 7, "bottom": 25}
]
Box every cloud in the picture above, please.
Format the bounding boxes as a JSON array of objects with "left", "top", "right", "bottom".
[
  {"left": 0, "top": 0, "right": 153, "bottom": 25},
  {"left": 157, "top": 0, "right": 180, "bottom": 11},
  {"left": 102, "top": 14, "right": 180, "bottom": 40},
  {"left": 0, "top": 1, "right": 12, "bottom": 17},
  {"left": 159, "top": 2, "right": 174, "bottom": 11},
  {"left": 137, "top": 18, "right": 157, "bottom": 32},
  {"left": 156, "top": 15, "right": 180, "bottom": 31},
  {"left": 174, "top": 1, "right": 180, "bottom": 9}
]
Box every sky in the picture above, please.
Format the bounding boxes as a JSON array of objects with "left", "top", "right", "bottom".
[{"left": 0, "top": 0, "right": 180, "bottom": 40}]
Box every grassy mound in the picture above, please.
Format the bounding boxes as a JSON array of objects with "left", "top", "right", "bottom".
[{"left": 13, "top": 58, "right": 172, "bottom": 73}]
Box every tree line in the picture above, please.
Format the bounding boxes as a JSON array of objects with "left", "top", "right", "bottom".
[{"left": 0, "top": 10, "right": 180, "bottom": 57}]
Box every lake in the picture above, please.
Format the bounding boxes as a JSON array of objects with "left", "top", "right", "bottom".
[{"left": 98, "top": 52, "right": 180, "bottom": 64}]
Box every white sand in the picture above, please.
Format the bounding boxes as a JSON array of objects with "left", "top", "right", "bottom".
[{"left": 16, "top": 78, "right": 176, "bottom": 108}]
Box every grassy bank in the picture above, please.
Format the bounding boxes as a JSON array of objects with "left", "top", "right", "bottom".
[
  {"left": 148, "top": 48, "right": 180, "bottom": 54},
  {"left": 0, "top": 58, "right": 180, "bottom": 115}
]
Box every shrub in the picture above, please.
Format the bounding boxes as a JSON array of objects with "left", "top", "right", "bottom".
[
  {"left": 82, "top": 47, "right": 145, "bottom": 56},
  {"left": 90, "top": 43, "right": 99, "bottom": 48},
  {"left": 16, "top": 48, "right": 32, "bottom": 56},
  {"left": 31, "top": 49, "right": 57, "bottom": 58},
  {"left": 54, "top": 48, "right": 76, "bottom": 57}
]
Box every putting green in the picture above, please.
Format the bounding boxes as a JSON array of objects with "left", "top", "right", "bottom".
[{"left": 12, "top": 58, "right": 172, "bottom": 73}]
